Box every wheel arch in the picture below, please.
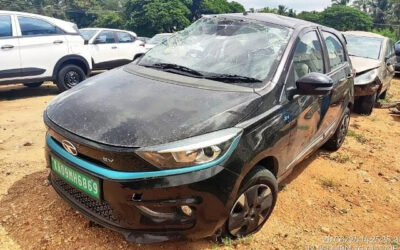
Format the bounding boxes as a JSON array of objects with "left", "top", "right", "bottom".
[
  {"left": 253, "top": 156, "right": 279, "bottom": 178},
  {"left": 53, "top": 55, "right": 91, "bottom": 79}
]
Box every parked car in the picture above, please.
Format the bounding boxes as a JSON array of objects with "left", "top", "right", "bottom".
[
  {"left": 138, "top": 36, "right": 150, "bottom": 43},
  {"left": 79, "top": 28, "right": 146, "bottom": 70},
  {"left": 144, "top": 33, "right": 172, "bottom": 51},
  {"left": 395, "top": 40, "right": 400, "bottom": 72},
  {"left": 0, "top": 11, "right": 92, "bottom": 91},
  {"left": 44, "top": 13, "right": 353, "bottom": 243},
  {"left": 343, "top": 31, "right": 396, "bottom": 115}
]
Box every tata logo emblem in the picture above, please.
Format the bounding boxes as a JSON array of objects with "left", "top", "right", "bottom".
[{"left": 62, "top": 140, "right": 78, "bottom": 156}]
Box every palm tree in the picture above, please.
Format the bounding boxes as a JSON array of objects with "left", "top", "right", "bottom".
[
  {"left": 331, "top": 0, "right": 350, "bottom": 5},
  {"left": 277, "top": 5, "right": 287, "bottom": 15},
  {"left": 353, "top": 0, "right": 372, "bottom": 12}
]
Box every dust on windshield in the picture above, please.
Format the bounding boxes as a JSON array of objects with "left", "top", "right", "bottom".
[{"left": 139, "top": 17, "right": 292, "bottom": 87}]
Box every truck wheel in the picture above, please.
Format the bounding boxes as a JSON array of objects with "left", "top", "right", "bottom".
[
  {"left": 355, "top": 92, "right": 377, "bottom": 115},
  {"left": 23, "top": 82, "right": 43, "bottom": 88},
  {"left": 323, "top": 107, "right": 350, "bottom": 151},
  {"left": 220, "top": 166, "right": 277, "bottom": 240},
  {"left": 55, "top": 64, "right": 86, "bottom": 91}
]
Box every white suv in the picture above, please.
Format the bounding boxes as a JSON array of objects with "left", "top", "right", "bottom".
[
  {"left": 79, "top": 28, "right": 147, "bottom": 70},
  {"left": 0, "top": 11, "right": 92, "bottom": 91}
]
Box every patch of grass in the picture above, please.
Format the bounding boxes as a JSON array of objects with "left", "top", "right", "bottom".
[
  {"left": 221, "top": 237, "right": 234, "bottom": 249},
  {"left": 218, "top": 236, "right": 255, "bottom": 249},
  {"left": 320, "top": 177, "right": 335, "bottom": 188},
  {"left": 329, "top": 152, "right": 350, "bottom": 163},
  {"left": 347, "top": 129, "right": 368, "bottom": 144}
]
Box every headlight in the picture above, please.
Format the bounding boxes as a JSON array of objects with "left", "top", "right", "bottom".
[
  {"left": 355, "top": 68, "right": 379, "bottom": 85},
  {"left": 136, "top": 128, "right": 242, "bottom": 169}
]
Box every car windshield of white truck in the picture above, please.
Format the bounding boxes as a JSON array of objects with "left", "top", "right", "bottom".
[
  {"left": 139, "top": 17, "right": 292, "bottom": 86},
  {"left": 345, "top": 35, "right": 383, "bottom": 60}
]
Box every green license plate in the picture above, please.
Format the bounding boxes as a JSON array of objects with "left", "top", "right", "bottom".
[{"left": 51, "top": 156, "right": 101, "bottom": 200}]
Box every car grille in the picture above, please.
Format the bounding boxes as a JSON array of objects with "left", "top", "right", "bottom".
[{"left": 52, "top": 174, "right": 122, "bottom": 226}]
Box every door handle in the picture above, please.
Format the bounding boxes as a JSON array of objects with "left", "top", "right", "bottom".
[
  {"left": 111, "top": 46, "right": 117, "bottom": 49},
  {"left": 1, "top": 45, "right": 14, "bottom": 50},
  {"left": 53, "top": 40, "right": 64, "bottom": 45}
]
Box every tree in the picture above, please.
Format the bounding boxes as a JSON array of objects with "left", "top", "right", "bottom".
[
  {"left": 320, "top": 5, "right": 373, "bottom": 31},
  {"left": 331, "top": 0, "right": 350, "bottom": 5},
  {"left": 91, "top": 12, "right": 124, "bottom": 29},
  {"left": 353, "top": 0, "right": 372, "bottom": 12},
  {"left": 124, "top": 0, "right": 191, "bottom": 37},
  {"left": 297, "top": 11, "right": 322, "bottom": 23},
  {"left": 277, "top": 5, "right": 287, "bottom": 15}
]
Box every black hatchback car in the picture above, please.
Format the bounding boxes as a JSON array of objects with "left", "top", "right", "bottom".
[{"left": 44, "top": 13, "right": 354, "bottom": 243}]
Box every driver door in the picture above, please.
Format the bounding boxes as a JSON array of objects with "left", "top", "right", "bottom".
[{"left": 283, "top": 30, "right": 327, "bottom": 168}]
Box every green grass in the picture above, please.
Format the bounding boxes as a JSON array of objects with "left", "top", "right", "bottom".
[
  {"left": 320, "top": 177, "right": 335, "bottom": 188},
  {"left": 347, "top": 129, "right": 368, "bottom": 144}
]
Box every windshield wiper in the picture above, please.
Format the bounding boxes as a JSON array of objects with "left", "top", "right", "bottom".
[
  {"left": 205, "top": 74, "right": 262, "bottom": 83},
  {"left": 141, "top": 63, "right": 204, "bottom": 77}
]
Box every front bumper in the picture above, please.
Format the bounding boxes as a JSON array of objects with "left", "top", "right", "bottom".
[
  {"left": 45, "top": 133, "right": 240, "bottom": 243},
  {"left": 354, "top": 81, "right": 380, "bottom": 97}
]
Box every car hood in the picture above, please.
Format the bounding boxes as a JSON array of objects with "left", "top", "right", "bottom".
[
  {"left": 350, "top": 56, "right": 381, "bottom": 74},
  {"left": 46, "top": 66, "right": 261, "bottom": 148}
]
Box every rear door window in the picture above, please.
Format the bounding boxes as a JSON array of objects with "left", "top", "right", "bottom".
[
  {"left": 322, "top": 32, "right": 346, "bottom": 70},
  {"left": 116, "top": 32, "right": 134, "bottom": 43},
  {"left": 95, "top": 31, "right": 116, "bottom": 44},
  {"left": 18, "top": 16, "right": 61, "bottom": 36},
  {"left": 0, "top": 16, "right": 12, "bottom": 37}
]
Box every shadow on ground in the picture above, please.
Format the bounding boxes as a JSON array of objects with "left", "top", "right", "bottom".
[
  {"left": 0, "top": 84, "right": 59, "bottom": 101},
  {"left": 0, "top": 171, "right": 214, "bottom": 249}
]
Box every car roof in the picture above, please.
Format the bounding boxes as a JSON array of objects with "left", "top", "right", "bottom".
[
  {"left": 343, "top": 31, "right": 386, "bottom": 39},
  {"left": 80, "top": 28, "right": 136, "bottom": 36},
  {"left": 207, "top": 13, "right": 320, "bottom": 29},
  {"left": 0, "top": 10, "right": 74, "bottom": 26}
]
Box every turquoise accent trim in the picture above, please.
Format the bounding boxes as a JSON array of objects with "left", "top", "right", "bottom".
[{"left": 46, "top": 135, "right": 241, "bottom": 181}]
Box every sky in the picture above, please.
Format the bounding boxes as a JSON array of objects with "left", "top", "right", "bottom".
[{"left": 233, "top": 0, "right": 332, "bottom": 12}]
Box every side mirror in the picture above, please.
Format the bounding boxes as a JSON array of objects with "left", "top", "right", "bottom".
[
  {"left": 84, "top": 40, "right": 89, "bottom": 45},
  {"left": 296, "top": 72, "right": 333, "bottom": 96},
  {"left": 93, "top": 38, "right": 102, "bottom": 44}
]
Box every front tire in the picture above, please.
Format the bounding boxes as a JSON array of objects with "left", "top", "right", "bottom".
[
  {"left": 23, "top": 82, "right": 43, "bottom": 88},
  {"left": 355, "top": 92, "right": 377, "bottom": 115},
  {"left": 323, "top": 107, "right": 350, "bottom": 151},
  {"left": 55, "top": 64, "right": 86, "bottom": 91},
  {"left": 221, "top": 167, "right": 277, "bottom": 240}
]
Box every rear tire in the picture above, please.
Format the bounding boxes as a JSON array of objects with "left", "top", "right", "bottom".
[
  {"left": 55, "top": 64, "right": 86, "bottom": 92},
  {"left": 323, "top": 107, "right": 350, "bottom": 151},
  {"left": 355, "top": 92, "right": 377, "bottom": 115},
  {"left": 379, "top": 90, "right": 387, "bottom": 100},
  {"left": 220, "top": 166, "right": 277, "bottom": 240},
  {"left": 23, "top": 82, "right": 43, "bottom": 88}
]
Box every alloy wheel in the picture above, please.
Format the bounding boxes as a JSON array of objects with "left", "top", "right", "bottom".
[
  {"left": 228, "top": 184, "right": 273, "bottom": 237},
  {"left": 337, "top": 113, "right": 350, "bottom": 146},
  {"left": 64, "top": 70, "right": 81, "bottom": 88}
]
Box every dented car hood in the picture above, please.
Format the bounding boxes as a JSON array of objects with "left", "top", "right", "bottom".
[
  {"left": 350, "top": 56, "right": 381, "bottom": 74},
  {"left": 45, "top": 66, "right": 261, "bottom": 147}
]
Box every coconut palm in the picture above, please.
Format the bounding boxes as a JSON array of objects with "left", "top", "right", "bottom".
[{"left": 331, "top": 0, "right": 350, "bottom": 5}]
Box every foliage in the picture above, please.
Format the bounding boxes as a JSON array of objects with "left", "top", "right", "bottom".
[
  {"left": 331, "top": 0, "right": 350, "bottom": 5},
  {"left": 0, "top": 0, "right": 244, "bottom": 36},
  {"left": 320, "top": 5, "right": 373, "bottom": 31},
  {"left": 258, "top": 6, "right": 296, "bottom": 17},
  {"left": 91, "top": 12, "right": 124, "bottom": 29},
  {"left": 372, "top": 28, "right": 398, "bottom": 41},
  {"left": 124, "top": 0, "right": 191, "bottom": 37},
  {"left": 297, "top": 11, "right": 322, "bottom": 23},
  {"left": 297, "top": 5, "right": 373, "bottom": 31}
]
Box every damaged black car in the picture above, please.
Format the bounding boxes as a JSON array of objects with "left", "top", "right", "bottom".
[{"left": 44, "top": 13, "right": 354, "bottom": 243}]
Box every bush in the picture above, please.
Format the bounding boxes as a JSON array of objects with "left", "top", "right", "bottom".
[{"left": 372, "top": 28, "right": 398, "bottom": 42}]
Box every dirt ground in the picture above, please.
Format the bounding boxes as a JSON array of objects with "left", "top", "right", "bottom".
[{"left": 0, "top": 80, "right": 399, "bottom": 250}]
